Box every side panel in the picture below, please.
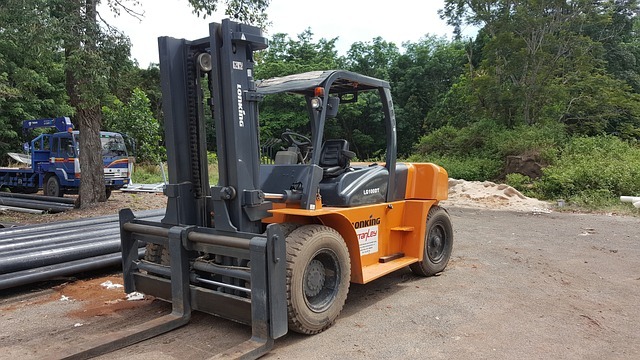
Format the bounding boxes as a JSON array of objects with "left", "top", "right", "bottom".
[{"left": 267, "top": 199, "right": 435, "bottom": 284}]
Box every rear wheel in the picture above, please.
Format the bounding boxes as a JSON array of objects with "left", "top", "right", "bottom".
[
  {"left": 286, "top": 225, "right": 351, "bottom": 334},
  {"left": 44, "top": 176, "right": 63, "bottom": 197},
  {"left": 105, "top": 188, "right": 112, "bottom": 200},
  {"left": 410, "top": 205, "right": 453, "bottom": 277}
]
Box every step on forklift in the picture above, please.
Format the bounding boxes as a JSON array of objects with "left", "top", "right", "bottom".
[{"left": 60, "top": 19, "right": 453, "bottom": 359}]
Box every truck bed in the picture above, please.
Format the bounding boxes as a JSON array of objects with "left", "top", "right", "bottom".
[{"left": 0, "top": 167, "right": 34, "bottom": 172}]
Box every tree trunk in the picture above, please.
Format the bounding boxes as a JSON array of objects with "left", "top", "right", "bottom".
[
  {"left": 64, "top": 0, "right": 106, "bottom": 208},
  {"left": 77, "top": 108, "right": 107, "bottom": 207}
]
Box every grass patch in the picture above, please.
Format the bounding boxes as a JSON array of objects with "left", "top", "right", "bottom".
[{"left": 132, "top": 161, "right": 219, "bottom": 185}]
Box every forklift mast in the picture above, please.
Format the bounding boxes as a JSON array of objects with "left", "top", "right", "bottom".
[{"left": 159, "top": 20, "right": 268, "bottom": 234}]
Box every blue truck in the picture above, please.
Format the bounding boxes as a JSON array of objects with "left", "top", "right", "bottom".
[{"left": 0, "top": 117, "right": 130, "bottom": 198}]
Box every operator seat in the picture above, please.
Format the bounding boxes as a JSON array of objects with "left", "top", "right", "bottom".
[{"left": 319, "top": 139, "right": 356, "bottom": 177}]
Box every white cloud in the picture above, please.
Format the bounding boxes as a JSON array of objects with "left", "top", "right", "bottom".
[{"left": 99, "top": 0, "right": 460, "bottom": 68}]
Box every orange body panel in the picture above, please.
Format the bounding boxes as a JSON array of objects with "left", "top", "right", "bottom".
[
  {"left": 263, "top": 162, "right": 448, "bottom": 284},
  {"left": 403, "top": 163, "right": 449, "bottom": 200}
]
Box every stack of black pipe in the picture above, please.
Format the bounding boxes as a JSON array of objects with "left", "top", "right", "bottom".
[
  {"left": 0, "top": 209, "right": 164, "bottom": 290},
  {"left": 0, "top": 192, "right": 76, "bottom": 213}
]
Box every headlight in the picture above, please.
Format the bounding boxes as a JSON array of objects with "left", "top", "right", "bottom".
[{"left": 311, "top": 97, "right": 322, "bottom": 109}]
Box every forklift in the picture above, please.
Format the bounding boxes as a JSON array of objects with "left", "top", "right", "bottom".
[{"left": 62, "top": 19, "right": 452, "bottom": 359}]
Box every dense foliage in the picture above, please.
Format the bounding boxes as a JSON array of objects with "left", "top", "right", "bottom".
[
  {"left": 102, "top": 88, "right": 162, "bottom": 162},
  {"left": 0, "top": 0, "right": 265, "bottom": 207},
  {"left": 2, "top": 0, "right": 640, "bottom": 208}
]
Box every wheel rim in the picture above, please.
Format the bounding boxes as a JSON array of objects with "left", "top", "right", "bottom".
[
  {"left": 303, "top": 248, "right": 341, "bottom": 313},
  {"left": 47, "top": 179, "right": 57, "bottom": 196},
  {"left": 427, "top": 224, "right": 447, "bottom": 263}
]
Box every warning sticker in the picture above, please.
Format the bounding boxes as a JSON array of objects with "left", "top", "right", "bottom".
[{"left": 357, "top": 225, "right": 379, "bottom": 256}]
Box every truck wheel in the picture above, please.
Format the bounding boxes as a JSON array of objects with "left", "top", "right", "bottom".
[
  {"left": 105, "top": 189, "right": 112, "bottom": 200},
  {"left": 410, "top": 205, "right": 453, "bottom": 277},
  {"left": 286, "top": 225, "right": 351, "bottom": 334},
  {"left": 44, "top": 176, "right": 62, "bottom": 197}
]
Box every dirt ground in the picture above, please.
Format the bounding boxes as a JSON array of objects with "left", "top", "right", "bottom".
[
  {"left": 1, "top": 205, "right": 639, "bottom": 359},
  {"left": 0, "top": 191, "right": 167, "bottom": 225}
]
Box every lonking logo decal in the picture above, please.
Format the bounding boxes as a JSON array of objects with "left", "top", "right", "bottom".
[
  {"left": 354, "top": 215, "right": 380, "bottom": 255},
  {"left": 236, "top": 84, "right": 245, "bottom": 127},
  {"left": 352, "top": 215, "right": 381, "bottom": 229}
]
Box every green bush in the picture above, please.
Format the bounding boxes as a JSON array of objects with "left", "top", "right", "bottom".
[
  {"left": 408, "top": 154, "right": 502, "bottom": 181},
  {"left": 416, "top": 119, "right": 504, "bottom": 158},
  {"left": 414, "top": 120, "right": 567, "bottom": 180},
  {"left": 131, "top": 163, "right": 166, "bottom": 184},
  {"left": 505, "top": 172, "right": 531, "bottom": 188},
  {"left": 534, "top": 136, "right": 640, "bottom": 204},
  {"left": 490, "top": 122, "right": 566, "bottom": 164}
]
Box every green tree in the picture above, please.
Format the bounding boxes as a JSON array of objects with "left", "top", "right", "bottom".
[
  {"left": 103, "top": 88, "right": 162, "bottom": 162},
  {"left": 48, "top": 0, "right": 132, "bottom": 206},
  {"left": 255, "top": 30, "right": 343, "bottom": 144},
  {"left": 0, "top": 0, "right": 72, "bottom": 160},
  {"left": 440, "top": 0, "right": 640, "bottom": 136},
  {"left": 581, "top": 1, "right": 640, "bottom": 92},
  {"left": 50, "top": 0, "right": 270, "bottom": 207},
  {"left": 346, "top": 37, "right": 399, "bottom": 80},
  {"left": 187, "top": 0, "right": 270, "bottom": 26},
  {"left": 389, "top": 37, "right": 467, "bottom": 155}
]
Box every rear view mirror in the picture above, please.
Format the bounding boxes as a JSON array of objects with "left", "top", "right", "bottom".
[{"left": 326, "top": 97, "right": 340, "bottom": 118}]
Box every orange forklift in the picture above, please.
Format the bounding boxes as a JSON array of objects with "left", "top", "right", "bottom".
[{"left": 62, "top": 19, "right": 452, "bottom": 359}]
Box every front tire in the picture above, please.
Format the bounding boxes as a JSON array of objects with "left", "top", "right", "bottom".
[
  {"left": 410, "top": 206, "right": 453, "bottom": 277},
  {"left": 286, "top": 225, "right": 351, "bottom": 334},
  {"left": 44, "top": 175, "right": 63, "bottom": 197}
]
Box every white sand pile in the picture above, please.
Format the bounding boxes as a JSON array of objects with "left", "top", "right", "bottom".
[{"left": 441, "top": 178, "right": 552, "bottom": 213}]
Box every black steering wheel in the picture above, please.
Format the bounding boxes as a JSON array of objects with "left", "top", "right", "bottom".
[
  {"left": 281, "top": 130, "right": 312, "bottom": 163},
  {"left": 281, "top": 131, "right": 312, "bottom": 148}
]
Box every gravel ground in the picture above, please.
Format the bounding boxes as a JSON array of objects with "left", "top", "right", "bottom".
[{"left": 1, "top": 206, "right": 639, "bottom": 359}]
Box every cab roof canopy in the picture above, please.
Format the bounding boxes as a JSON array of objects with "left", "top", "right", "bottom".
[{"left": 256, "top": 70, "right": 390, "bottom": 96}]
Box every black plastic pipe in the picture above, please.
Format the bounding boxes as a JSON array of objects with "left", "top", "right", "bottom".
[
  {"left": 0, "top": 248, "right": 145, "bottom": 290},
  {"left": 0, "top": 209, "right": 164, "bottom": 237},
  {"left": 0, "top": 198, "right": 73, "bottom": 213},
  {"left": 0, "top": 224, "right": 119, "bottom": 252},
  {"left": 0, "top": 236, "right": 122, "bottom": 274},
  {"left": 0, "top": 192, "right": 77, "bottom": 204},
  {"left": 0, "top": 229, "right": 119, "bottom": 257}
]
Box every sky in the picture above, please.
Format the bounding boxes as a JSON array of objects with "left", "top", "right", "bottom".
[{"left": 98, "top": 0, "right": 464, "bottom": 68}]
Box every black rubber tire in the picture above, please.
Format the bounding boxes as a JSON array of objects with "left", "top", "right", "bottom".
[
  {"left": 105, "top": 189, "right": 112, "bottom": 200},
  {"left": 410, "top": 205, "right": 453, "bottom": 277},
  {"left": 44, "top": 175, "right": 62, "bottom": 197},
  {"left": 286, "top": 224, "right": 351, "bottom": 334}
]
